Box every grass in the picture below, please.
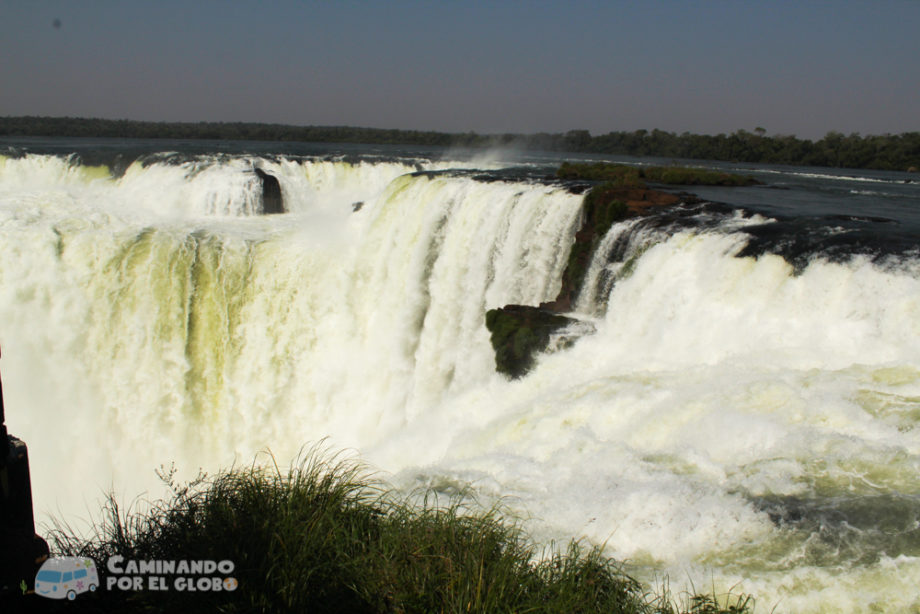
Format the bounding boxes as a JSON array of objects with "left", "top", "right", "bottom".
[
  {"left": 557, "top": 162, "right": 760, "bottom": 187},
  {"left": 43, "top": 447, "right": 755, "bottom": 613}
]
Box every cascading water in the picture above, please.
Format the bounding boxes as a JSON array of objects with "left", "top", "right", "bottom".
[
  {"left": 1, "top": 147, "right": 919, "bottom": 612},
  {"left": 0, "top": 151, "right": 583, "bottom": 514}
]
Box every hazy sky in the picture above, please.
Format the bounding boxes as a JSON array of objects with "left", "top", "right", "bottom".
[{"left": 2, "top": 1, "right": 918, "bottom": 139}]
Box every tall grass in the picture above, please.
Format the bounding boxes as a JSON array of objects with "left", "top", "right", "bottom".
[{"left": 44, "top": 447, "right": 754, "bottom": 613}]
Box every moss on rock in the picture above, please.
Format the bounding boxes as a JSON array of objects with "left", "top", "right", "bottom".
[
  {"left": 557, "top": 161, "right": 761, "bottom": 186},
  {"left": 485, "top": 306, "right": 579, "bottom": 378}
]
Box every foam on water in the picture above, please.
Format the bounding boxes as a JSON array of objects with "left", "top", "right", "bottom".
[
  {"left": 0, "top": 154, "right": 582, "bottom": 510},
  {"left": 1, "top": 154, "right": 919, "bottom": 611},
  {"left": 372, "top": 228, "right": 920, "bottom": 612}
]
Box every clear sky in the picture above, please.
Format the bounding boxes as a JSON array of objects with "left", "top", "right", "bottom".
[{"left": 2, "top": 1, "right": 918, "bottom": 140}]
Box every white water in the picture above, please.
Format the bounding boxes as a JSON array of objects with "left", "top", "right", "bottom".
[{"left": 2, "top": 154, "right": 920, "bottom": 612}]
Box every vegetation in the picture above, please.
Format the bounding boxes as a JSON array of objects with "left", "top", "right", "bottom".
[
  {"left": 485, "top": 306, "right": 579, "bottom": 378},
  {"left": 579, "top": 128, "right": 920, "bottom": 172},
  {"left": 557, "top": 162, "right": 760, "bottom": 187},
  {"left": 0, "top": 116, "right": 467, "bottom": 148},
  {"left": 2, "top": 116, "right": 919, "bottom": 172},
  {"left": 552, "top": 184, "right": 631, "bottom": 310},
  {"left": 41, "top": 449, "right": 755, "bottom": 613}
]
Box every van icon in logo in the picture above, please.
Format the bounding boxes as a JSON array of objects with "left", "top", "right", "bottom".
[{"left": 34, "top": 557, "right": 99, "bottom": 600}]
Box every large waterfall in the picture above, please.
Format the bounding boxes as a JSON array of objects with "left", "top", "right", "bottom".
[{"left": 2, "top": 149, "right": 919, "bottom": 612}]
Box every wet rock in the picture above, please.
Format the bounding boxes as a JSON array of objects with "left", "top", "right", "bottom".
[
  {"left": 550, "top": 183, "right": 682, "bottom": 311},
  {"left": 485, "top": 305, "right": 589, "bottom": 378},
  {"left": 255, "top": 168, "right": 284, "bottom": 214}
]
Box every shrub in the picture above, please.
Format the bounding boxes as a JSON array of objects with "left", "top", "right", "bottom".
[{"left": 45, "top": 448, "right": 755, "bottom": 613}]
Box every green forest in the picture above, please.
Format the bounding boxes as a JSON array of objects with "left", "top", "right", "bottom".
[{"left": 2, "top": 116, "right": 919, "bottom": 172}]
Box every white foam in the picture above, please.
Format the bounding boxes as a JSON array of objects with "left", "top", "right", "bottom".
[{"left": 1, "top": 154, "right": 919, "bottom": 610}]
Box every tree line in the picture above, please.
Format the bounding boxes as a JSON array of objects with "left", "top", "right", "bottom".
[{"left": 2, "top": 116, "right": 918, "bottom": 172}]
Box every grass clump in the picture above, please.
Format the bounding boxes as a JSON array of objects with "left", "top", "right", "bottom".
[
  {"left": 45, "top": 448, "right": 755, "bottom": 613},
  {"left": 557, "top": 162, "right": 760, "bottom": 186}
]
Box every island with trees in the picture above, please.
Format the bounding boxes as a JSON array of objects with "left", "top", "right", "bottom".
[{"left": 2, "top": 116, "right": 918, "bottom": 172}]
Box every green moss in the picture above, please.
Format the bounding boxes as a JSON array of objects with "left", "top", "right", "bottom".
[
  {"left": 555, "top": 184, "right": 630, "bottom": 306},
  {"left": 558, "top": 161, "right": 646, "bottom": 187},
  {"left": 559, "top": 240, "right": 593, "bottom": 304},
  {"left": 485, "top": 306, "right": 576, "bottom": 378},
  {"left": 552, "top": 161, "right": 753, "bottom": 309},
  {"left": 584, "top": 184, "right": 630, "bottom": 228},
  {"left": 641, "top": 166, "right": 759, "bottom": 186},
  {"left": 557, "top": 162, "right": 760, "bottom": 186}
]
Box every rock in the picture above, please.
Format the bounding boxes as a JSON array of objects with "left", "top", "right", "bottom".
[
  {"left": 548, "top": 184, "right": 697, "bottom": 311},
  {"left": 485, "top": 305, "right": 590, "bottom": 378},
  {"left": 552, "top": 184, "right": 630, "bottom": 310},
  {"left": 254, "top": 168, "right": 284, "bottom": 214},
  {"left": 483, "top": 181, "right": 691, "bottom": 376}
]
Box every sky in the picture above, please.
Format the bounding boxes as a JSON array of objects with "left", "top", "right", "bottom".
[{"left": 1, "top": 1, "right": 918, "bottom": 140}]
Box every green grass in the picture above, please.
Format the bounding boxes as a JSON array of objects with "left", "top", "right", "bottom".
[
  {"left": 557, "top": 162, "right": 760, "bottom": 187},
  {"left": 45, "top": 447, "right": 755, "bottom": 613}
]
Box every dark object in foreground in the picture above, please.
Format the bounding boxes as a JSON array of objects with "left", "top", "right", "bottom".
[
  {"left": 0, "top": 346, "right": 51, "bottom": 600},
  {"left": 48, "top": 449, "right": 674, "bottom": 613},
  {"left": 46, "top": 448, "right": 754, "bottom": 613}
]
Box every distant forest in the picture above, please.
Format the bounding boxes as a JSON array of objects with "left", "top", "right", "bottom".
[{"left": 2, "top": 116, "right": 919, "bottom": 172}]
